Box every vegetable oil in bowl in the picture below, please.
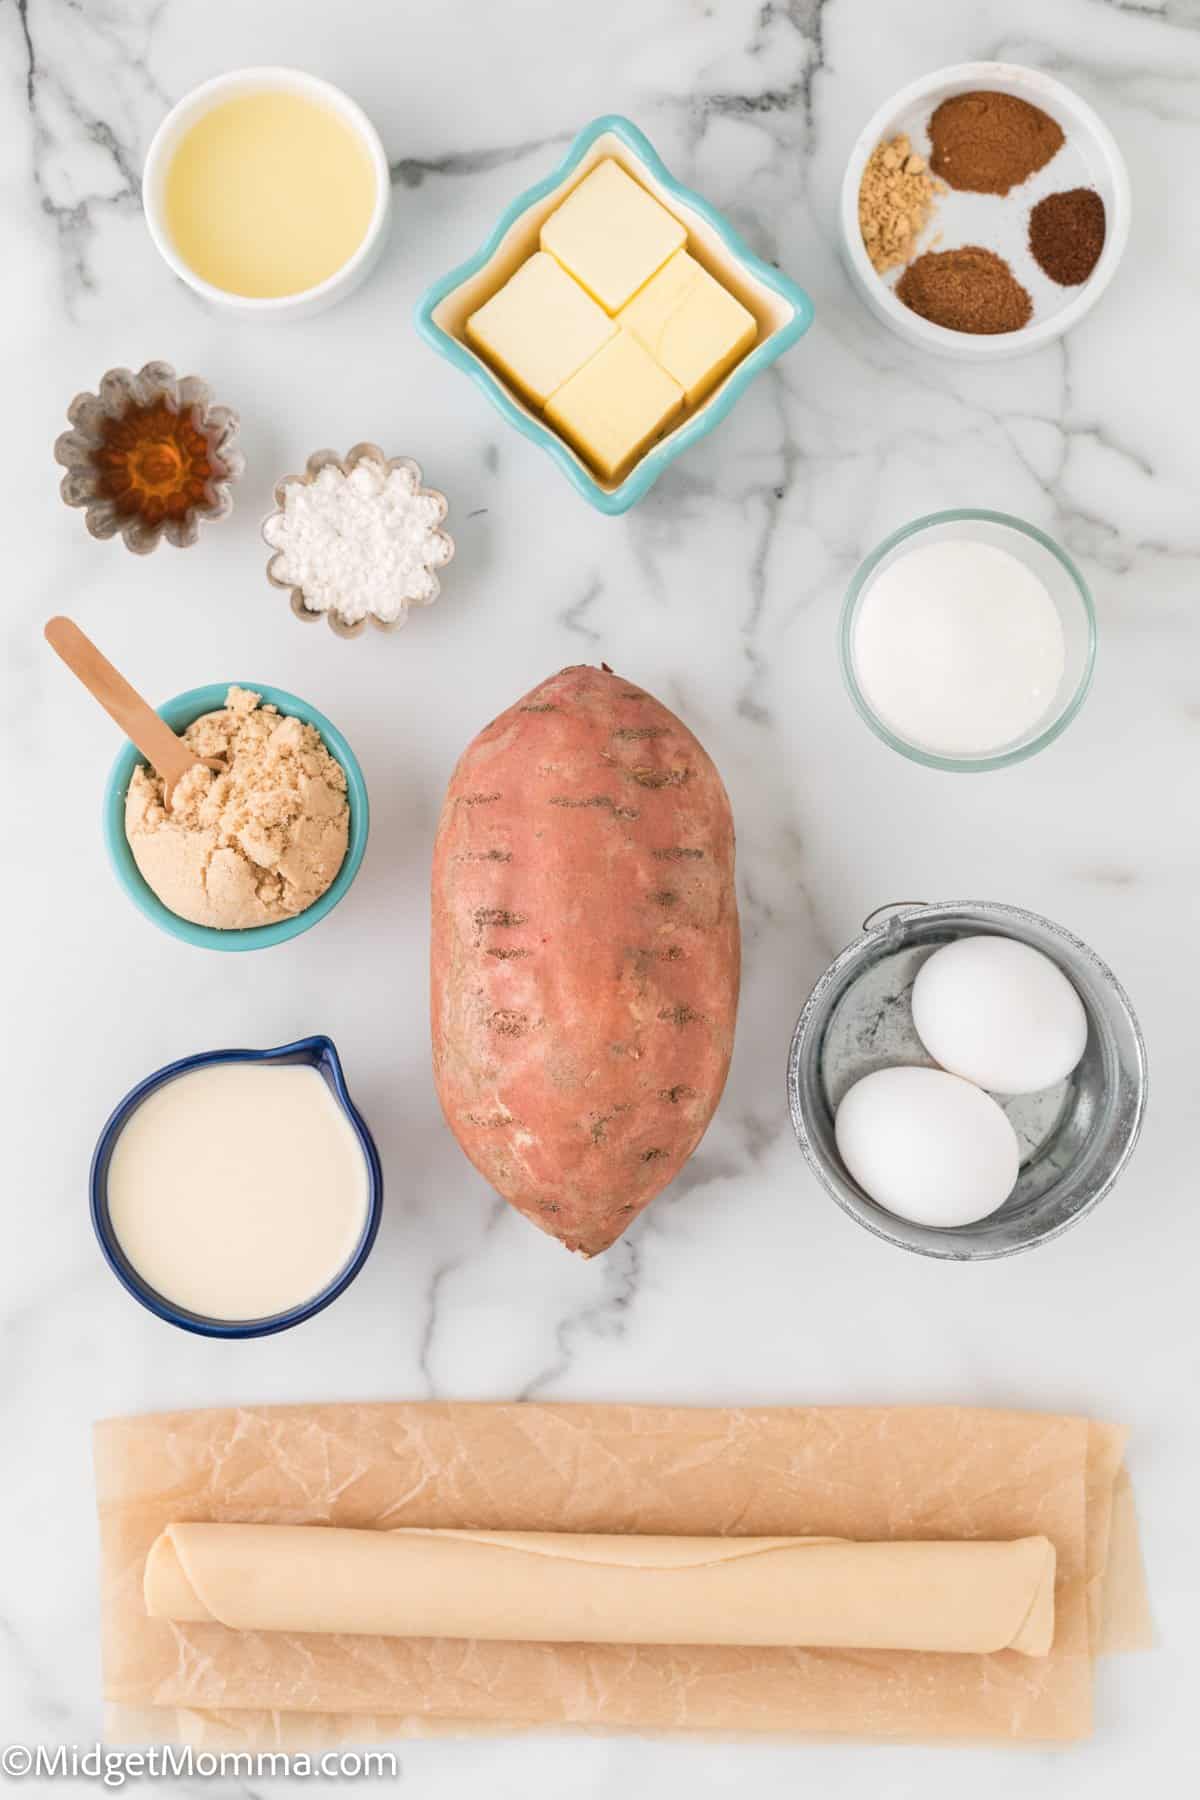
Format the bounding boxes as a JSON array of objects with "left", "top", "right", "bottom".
[{"left": 163, "top": 89, "right": 378, "bottom": 299}]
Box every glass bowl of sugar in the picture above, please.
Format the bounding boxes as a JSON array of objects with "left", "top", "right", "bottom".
[{"left": 840, "top": 509, "right": 1096, "bottom": 772}]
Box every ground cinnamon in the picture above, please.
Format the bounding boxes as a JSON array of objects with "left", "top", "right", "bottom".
[
  {"left": 929, "top": 91, "right": 1064, "bottom": 195},
  {"left": 1029, "top": 188, "right": 1106, "bottom": 285},
  {"left": 896, "top": 246, "right": 1033, "bottom": 335}
]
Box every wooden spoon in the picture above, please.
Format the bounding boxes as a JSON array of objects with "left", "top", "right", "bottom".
[{"left": 44, "top": 616, "right": 225, "bottom": 809}]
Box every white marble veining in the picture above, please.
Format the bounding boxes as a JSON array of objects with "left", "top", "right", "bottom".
[{"left": 3, "top": 0, "right": 1199, "bottom": 1791}]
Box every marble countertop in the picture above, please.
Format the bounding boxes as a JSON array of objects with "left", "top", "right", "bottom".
[{"left": 4, "top": 0, "right": 1198, "bottom": 1792}]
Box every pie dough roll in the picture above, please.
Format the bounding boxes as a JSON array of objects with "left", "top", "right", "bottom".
[{"left": 145, "top": 1525, "right": 1056, "bottom": 1656}]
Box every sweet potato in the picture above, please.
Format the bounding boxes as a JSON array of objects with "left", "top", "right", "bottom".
[{"left": 431, "top": 664, "right": 739, "bottom": 1256}]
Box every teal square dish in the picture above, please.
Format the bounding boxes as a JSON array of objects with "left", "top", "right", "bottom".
[
  {"left": 103, "top": 682, "right": 369, "bottom": 952},
  {"left": 415, "top": 114, "right": 814, "bottom": 514}
]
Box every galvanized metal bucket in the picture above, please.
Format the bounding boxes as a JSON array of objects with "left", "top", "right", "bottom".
[{"left": 786, "top": 901, "right": 1147, "bottom": 1260}]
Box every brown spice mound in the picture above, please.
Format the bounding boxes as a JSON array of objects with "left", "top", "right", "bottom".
[
  {"left": 858, "top": 133, "right": 942, "bottom": 274},
  {"left": 1029, "top": 187, "right": 1106, "bottom": 286},
  {"left": 929, "top": 91, "right": 1064, "bottom": 195},
  {"left": 896, "top": 246, "right": 1033, "bottom": 335}
]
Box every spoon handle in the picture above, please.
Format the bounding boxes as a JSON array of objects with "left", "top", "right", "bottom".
[{"left": 43, "top": 616, "right": 200, "bottom": 789}]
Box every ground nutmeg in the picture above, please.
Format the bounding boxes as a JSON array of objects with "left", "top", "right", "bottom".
[
  {"left": 896, "top": 246, "right": 1033, "bottom": 335},
  {"left": 1029, "top": 188, "right": 1106, "bottom": 286},
  {"left": 929, "top": 90, "right": 1064, "bottom": 195}
]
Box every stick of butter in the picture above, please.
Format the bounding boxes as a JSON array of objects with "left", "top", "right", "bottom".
[
  {"left": 620, "top": 249, "right": 758, "bottom": 405},
  {"left": 466, "top": 252, "right": 616, "bottom": 407},
  {"left": 545, "top": 331, "right": 684, "bottom": 481},
  {"left": 541, "top": 160, "right": 686, "bottom": 313}
]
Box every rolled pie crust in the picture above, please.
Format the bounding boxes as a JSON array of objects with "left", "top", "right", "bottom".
[{"left": 145, "top": 1524, "right": 1056, "bottom": 1656}]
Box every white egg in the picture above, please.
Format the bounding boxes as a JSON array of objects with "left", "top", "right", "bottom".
[
  {"left": 834, "top": 1066, "right": 1020, "bottom": 1229},
  {"left": 911, "top": 935, "right": 1088, "bottom": 1095}
]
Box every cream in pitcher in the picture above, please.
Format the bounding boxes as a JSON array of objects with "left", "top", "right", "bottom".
[{"left": 106, "top": 1062, "right": 369, "bottom": 1320}]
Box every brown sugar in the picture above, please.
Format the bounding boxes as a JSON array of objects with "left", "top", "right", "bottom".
[
  {"left": 896, "top": 246, "right": 1033, "bottom": 335},
  {"left": 858, "top": 134, "right": 943, "bottom": 274},
  {"left": 124, "top": 686, "right": 349, "bottom": 930},
  {"left": 929, "top": 91, "right": 1064, "bottom": 196},
  {"left": 1029, "top": 188, "right": 1106, "bottom": 286}
]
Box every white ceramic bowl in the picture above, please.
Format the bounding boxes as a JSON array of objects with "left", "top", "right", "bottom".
[
  {"left": 839, "top": 62, "right": 1130, "bottom": 360},
  {"left": 143, "top": 67, "right": 391, "bottom": 320}
]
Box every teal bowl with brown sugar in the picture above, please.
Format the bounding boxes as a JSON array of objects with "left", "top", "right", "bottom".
[{"left": 102, "top": 682, "right": 369, "bottom": 951}]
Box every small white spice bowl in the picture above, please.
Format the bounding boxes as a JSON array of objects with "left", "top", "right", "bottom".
[
  {"left": 263, "top": 443, "right": 454, "bottom": 640},
  {"left": 143, "top": 66, "right": 391, "bottom": 320},
  {"left": 839, "top": 62, "right": 1131, "bottom": 361}
]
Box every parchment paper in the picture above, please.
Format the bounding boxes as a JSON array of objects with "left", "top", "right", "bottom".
[{"left": 94, "top": 1402, "right": 1147, "bottom": 1745}]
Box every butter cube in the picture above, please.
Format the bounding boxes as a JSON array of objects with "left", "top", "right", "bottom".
[
  {"left": 545, "top": 330, "right": 684, "bottom": 481},
  {"left": 541, "top": 160, "right": 686, "bottom": 313},
  {"left": 619, "top": 250, "right": 757, "bottom": 405},
  {"left": 466, "top": 252, "right": 616, "bottom": 406}
]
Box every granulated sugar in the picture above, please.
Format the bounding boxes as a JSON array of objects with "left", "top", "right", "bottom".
[{"left": 265, "top": 460, "right": 451, "bottom": 626}]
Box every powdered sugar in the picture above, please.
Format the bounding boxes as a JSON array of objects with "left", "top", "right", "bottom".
[{"left": 264, "top": 457, "right": 452, "bottom": 627}]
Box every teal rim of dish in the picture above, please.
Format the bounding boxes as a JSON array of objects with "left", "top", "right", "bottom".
[
  {"left": 414, "top": 114, "right": 814, "bottom": 514},
  {"left": 103, "top": 682, "right": 370, "bottom": 951}
]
